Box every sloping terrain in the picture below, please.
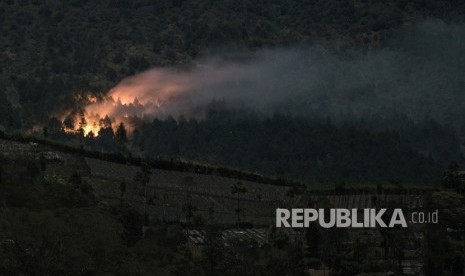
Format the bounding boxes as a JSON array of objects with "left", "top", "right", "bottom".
[
  {"left": 0, "top": 138, "right": 293, "bottom": 225},
  {"left": 2, "top": 137, "right": 457, "bottom": 275},
  {"left": 0, "top": 138, "right": 430, "bottom": 226},
  {"left": 84, "top": 157, "right": 292, "bottom": 225}
]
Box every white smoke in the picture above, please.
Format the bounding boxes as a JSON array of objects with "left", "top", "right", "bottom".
[{"left": 84, "top": 20, "right": 465, "bottom": 132}]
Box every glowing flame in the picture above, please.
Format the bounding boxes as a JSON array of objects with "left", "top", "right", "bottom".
[
  {"left": 83, "top": 123, "right": 99, "bottom": 136},
  {"left": 64, "top": 61, "right": 256, "bottom": 136},
  {"left": 67, "top": 68, "right": 203, "bottom": 136}
]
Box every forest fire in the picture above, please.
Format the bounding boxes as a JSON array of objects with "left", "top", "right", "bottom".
[
  {"left": 63, "top": 54, "right": 323, "bottom": 137},
  {"left": 69, "top": 95, "right": 161, "bottom": 137},
  {"left": 66, "top": 69, "right": 193, "bottom": 136},
  {"left": 64, "top": 63, "right": 246, "bottom": 136}
]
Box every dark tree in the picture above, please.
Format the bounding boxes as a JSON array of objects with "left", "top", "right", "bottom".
[
  {"left": 134, "top": 163, "right": 152, "bottom": 225},
  {"left": 181, "top": 176, "right": 197, "bottom": 226},
  {"left": 115, "top": 122, "right": 128, "bottom": 146},
  {"left": 120, "top": 180, "right": 127, "bottom": 203},
  {"left": 231, "top": 181, "right": 247, "bottom": 225}
]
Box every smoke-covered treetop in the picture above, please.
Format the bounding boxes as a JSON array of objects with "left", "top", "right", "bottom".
[{"left": 56, "top": 20, "right": 465, "bottom": 139}]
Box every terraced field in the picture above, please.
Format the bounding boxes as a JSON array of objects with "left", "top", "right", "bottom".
[
  {"left": 84, "top": 157, "right": 294, "bottom": 225},
  {"left": 0, "top": 138, "right": 435, "bottom": 273},
  {"left": 0, "top": 138, "right": 294, "bottom": 225},
  {"left": 0, "top": 138, "right": 431, "bottom": 227}
]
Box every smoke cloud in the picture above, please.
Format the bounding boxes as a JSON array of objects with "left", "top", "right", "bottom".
[{"left": 81, "top": 20, "right": 465, "bottom": 134}]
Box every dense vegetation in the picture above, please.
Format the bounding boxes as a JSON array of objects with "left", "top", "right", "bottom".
[
  {"left": 41, "top": 106, "right": 461, "bottom": 185},
  {"left": 1, "top": 0, "right": 465, "bottom": 186},
  {"left": 0, "top": 0, "right": 464, "bottom": 185},
  {"left": 132, "top": 109, "right": 462, "bottom": 184},
  {"left": 2, "top": 0, "right": 465, "bottom": 122},
  {"left": 1, "top": 1, "right": 465, "bottom": 275}
]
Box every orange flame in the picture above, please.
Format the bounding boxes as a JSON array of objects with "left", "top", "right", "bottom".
[{"left": 65, "top": 63, "right": 245, "bottom": 136}]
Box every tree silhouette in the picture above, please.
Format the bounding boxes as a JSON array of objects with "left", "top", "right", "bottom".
[
  {"left": 115, "top": 122, "right": 128, "bottom": 146},
  {"left": 134, "top": 163, "right": 151, "bottom": 226},
  {"left": 231, "top": 182, "right": 247, "bottom": 225},
  {"left": 181, "top": 176, "right": 197, "bottom": 226},
  {"left": 120, "top": 180, "right": 126, "bottom": 204},
  {"left": 443, "top": 161, "right": 463, "bottom": 193}
]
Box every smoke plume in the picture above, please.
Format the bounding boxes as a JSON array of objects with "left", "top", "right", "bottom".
[{"left": 79, "top": 20, "right": 465, "bottom": 135}]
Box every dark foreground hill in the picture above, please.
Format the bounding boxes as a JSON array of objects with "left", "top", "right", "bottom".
[{"left": 1, "top": 137, "right": 464, "bottom": 275}]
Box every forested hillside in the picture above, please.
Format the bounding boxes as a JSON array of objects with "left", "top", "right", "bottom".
[
  {"left": 2, "top": 1, "right": 465, "bottom": 275},
  {"left": 42, "top": 106, "right": 461, "bottom": 185},
  {"left": 131, "top": 109, "right": 458, "bottom": 185},
  {"left": 2, "top": 0, "right": 465, "bottom": 122},
  {"left": 2, "top": 0, "right": 465, "bottom": 185}
]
